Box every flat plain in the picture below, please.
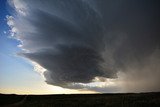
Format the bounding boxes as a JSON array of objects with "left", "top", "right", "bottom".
[{"left": 0, "top": 92, "right": 160, "bottom": 107}]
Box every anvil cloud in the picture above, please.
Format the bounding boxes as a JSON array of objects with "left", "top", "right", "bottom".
[{"left": 7, "top": 0, "right": 160, "bottom": 92}]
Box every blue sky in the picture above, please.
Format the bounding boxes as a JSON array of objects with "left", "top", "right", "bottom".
[{"left": 0, "top": 0, "right": 41, "bottom": 93}]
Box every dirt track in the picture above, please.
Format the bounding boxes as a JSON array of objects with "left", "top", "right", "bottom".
[{"left": 1, "top": 95, "right": 27, "bottom": 107}]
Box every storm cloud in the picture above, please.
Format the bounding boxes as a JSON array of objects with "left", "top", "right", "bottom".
[{"left": 7, "top": 0, "right": 160, "bottom": 92}]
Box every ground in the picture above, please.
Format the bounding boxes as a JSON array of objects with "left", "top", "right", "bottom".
[{"left": 0, "top": 92, "right": 160, "bottom": 107}]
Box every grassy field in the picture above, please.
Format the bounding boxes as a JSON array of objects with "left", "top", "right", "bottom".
[{"left": 0, "top": 92, "right": 160, "bottom": 107}]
